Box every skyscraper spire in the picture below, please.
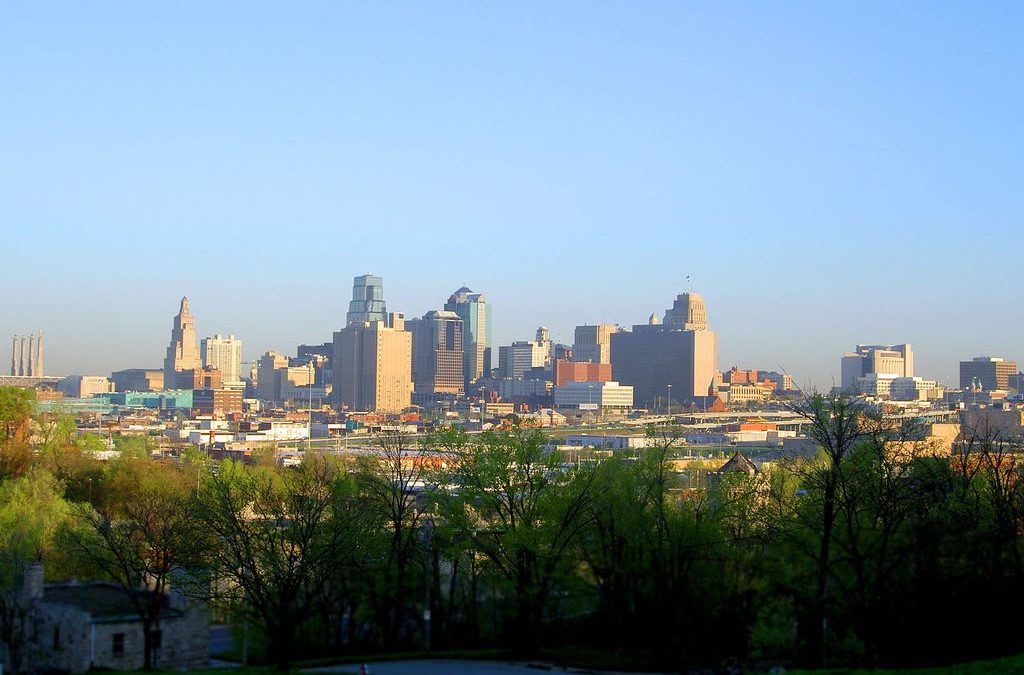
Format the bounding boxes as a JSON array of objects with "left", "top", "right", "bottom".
[{"left": 164, "top": 296, "right": 200, "bottom": 389}]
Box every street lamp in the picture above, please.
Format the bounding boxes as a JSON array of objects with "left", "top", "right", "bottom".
[{"left": 667, "top": 384, "right": 672, "bottom": 419}]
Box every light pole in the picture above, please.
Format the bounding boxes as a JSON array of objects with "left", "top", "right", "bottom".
[
  {"left": 306, "top": 359, "right": 314, "bottom": 453},
  {"left": 667, "top": 384, "right": 672, "bottom": 419}
]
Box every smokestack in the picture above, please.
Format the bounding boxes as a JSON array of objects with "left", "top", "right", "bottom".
[
  {"left": 27, "top": 335, "right": 34, "bottom": 377},
  {"left": 36, "top": 331, "right": 43, "bottom": 377},
  {"left": 10, "top": 336, "right": 15, "bottom": 376},
  {"left": 19, "top": 336, "right": 26, "bottom": 376}
]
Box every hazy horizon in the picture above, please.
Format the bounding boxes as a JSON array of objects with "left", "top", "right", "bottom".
[{"left": 2, "top": 2, "right": 1022, "bottom": 389}]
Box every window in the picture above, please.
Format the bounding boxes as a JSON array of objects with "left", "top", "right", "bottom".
[{"left": 112, "top": 633, "right": 125, "bottom": 657}]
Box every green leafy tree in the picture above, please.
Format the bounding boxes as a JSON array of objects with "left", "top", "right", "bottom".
[
  {"left": 431, "top": 425, "right": 594, "bottom": 652},
  {"left": 195, "top": 455, "right": 356, "bottom": 669},
  {"left": 66, "top": 460, "right": 198, "bottom": 670},
  {"left": 0, "top": 469, "right": 74, "bottom": 675}
]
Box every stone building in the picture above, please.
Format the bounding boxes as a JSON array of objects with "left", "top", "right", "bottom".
[{"left": 9, "top": 564, "right": 208, "bottom": 674}]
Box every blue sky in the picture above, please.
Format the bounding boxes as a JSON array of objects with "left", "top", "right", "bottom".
[{"left": 1, "top": 2, "right": 1021, "bottom": 388}]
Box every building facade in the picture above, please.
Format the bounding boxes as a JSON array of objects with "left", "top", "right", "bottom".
[
  {"left": 840, "top": 344, "right": 914, "bottom": 391},
  {"left": 346, "top": 274, "right": 388, "bottom": 325},
  {"left": 408, "top": 310, "right": 465, "bottom": 400},
  {"left": 498, "top": 341, "right": 548, "bottom": 379},
  {"left": 162, "top": 297, "right": 200, "bottom": 389},
  {"left": 110, "top": 369, "right": 164, "bottom": 392},
  {"left": 333, "top": 320, "right": 412, "bottom": 413},
  {"left": 960, "top": 356, "right": 1017, "bottom": 391},
  {"left": 610, "top": 292, "right": 718, "bottom": 406},
  {"left": 572, "top": 324, "right": 619, "bottom": 364},
  {"left": 553, "top": 380, "right": 634, "bottom": 413},
  {"left": 201, "top": 334, "right": 243, "bottom": 387},
  {"left": 445, "top": 286, "right": 492, "bottom": 388},
  {"left": 554, "top": 359, "right": 612, "bottom": 386}
]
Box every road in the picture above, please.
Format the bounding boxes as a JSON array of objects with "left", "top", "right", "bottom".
[{"left": 308, "top": 660, "right": 657, "bottom": 675}]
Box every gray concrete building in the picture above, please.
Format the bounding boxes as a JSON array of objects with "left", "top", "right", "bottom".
[{"left": 610, "top": 292, "right": 718, "bottom": 407}]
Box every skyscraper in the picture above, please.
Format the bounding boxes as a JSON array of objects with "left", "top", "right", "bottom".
[
  {"left": 445, "top": 286, "right": 492, "bottom": 387},
  {"left": 332, "top": 320, "right": 412, "bottom": 413},
  {"left": 346, "top": 274, "right": 388, "bottom": 325},
  {"left": 610, "top": 291, "right": 718, "bottom": 406},
  {"left": 163, "top": 297, "right": 200, "bottom": 389},
  {"left": 202, "top": 334, "right": 243, "bottom": 387},
  {"left": 408, "top": 310, "right": 464, "bottom": 400}
]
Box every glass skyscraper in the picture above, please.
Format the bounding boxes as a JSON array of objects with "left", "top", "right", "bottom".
[
  {"left": 445, "top": 286, "right": 492, "bottom": 387},
  {"left": 346, "top": 274, "right": 388, "bottom": 325}
]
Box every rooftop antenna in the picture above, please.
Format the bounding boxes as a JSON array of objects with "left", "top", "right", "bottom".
[{"left": 686, "top": 275, "right": 692, "bottom": 293}]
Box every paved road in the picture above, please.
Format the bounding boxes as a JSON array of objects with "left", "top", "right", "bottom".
[
  {"left": 310, "top": 661, "right": 546, "bottom": 674},
  {"left": 308, "top": 660, "right": 654, "bottom": 675}
]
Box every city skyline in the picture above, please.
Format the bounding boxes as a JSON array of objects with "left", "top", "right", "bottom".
[
  {"left": 5, "top": 279, "right": 1021, "bottom": 392},
  {"left": 2, "top": 3, "right": 1022, "bottom": 387}
]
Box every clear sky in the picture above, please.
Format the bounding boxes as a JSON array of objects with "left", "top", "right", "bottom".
[{"left": 2, "top": 1, "right": 1022, "bottom": 388}]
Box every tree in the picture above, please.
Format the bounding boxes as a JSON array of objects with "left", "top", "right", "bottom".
[
  {"left": 0, "top": 387, "right": 35, "bottom": 480},
  {"left": 431, "top": 425, "right": 594, "bottom": 652},
  {"left": 66, "top": 460, "right": 197, "bottom": 670},
  {"left": 356, "top": 431, "right": 426, "bottom": 647},
  {"left": 195, "top": 455, "right": 354, "bottom": 669},
  {"left": 785, "top": 391, "right": 873, "bottom": 666},
  {"left": 0, "top": 470, "right": 74, "bottom": 675}
]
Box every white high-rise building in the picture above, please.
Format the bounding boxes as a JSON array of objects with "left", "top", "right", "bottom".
[{"left": 202, "top": 334, "right": 243, "bottom": 387}]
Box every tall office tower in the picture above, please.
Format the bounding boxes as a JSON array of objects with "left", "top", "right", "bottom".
[
  {"left": 9, "top": 337, "right": 15, "bottom": 376},
  {"left": 840, "top": 344, "right": 914, "bottom": 391},
  {"left": 332, "top": 320, "right": 412, "bottom": 413},
  {"left": 573, "top": 324, "right": 620, "bottom": 364},
  {"left": 445, "top": 286, "right": 492, "bottom": 387},
  {"left": 346, "top": 274, "right": 388, "bottom": 325},
  {"left": 610, "top": 291, "right": 718, "bottom": 406},
  {"left": 163, "top": 297, "right": 201, "bottom": 388},
  {"left": 408, "top": 310, "right": 465, "bottom": 400},
  {"left": 202, "top": 334, "right": 243, "bottom": 386},
  {"left": 960, "top": 356, "right": 1017, "bottom": 391}
]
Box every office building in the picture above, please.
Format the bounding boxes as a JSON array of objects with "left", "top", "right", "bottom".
[
  {"left": 408, "top": 310, "right": 465, "bottom": 400},
  {"left": 960, "top": 356, "right": 1017, "bottom": 391},
  {"left": 445, "top": 287, "right": 492, "bottom": 387},
  {"left": 572, "top": 324, "right": 619, "bottom": 364},
  {"left": 110, "top": 369, "right": 164, "bottom": 392},
  {"left": 610, "top": 291, "right": 718, "bottom": 407},
  {"left": 333, "top": 320, "right": 412, "bottom": 413},
  {"left": 346, "top": 274, "right": 388, "bottom": 325},
  {"left": 202, "top": 334, "right": 243, "bottom": 386},
  {"left": 176, "top": 366, "right": 223, "bottom": 391},
  {"left": 554, "top": 359, "right": 612, "bottom": 386},
  {"left": 498, "top": 341, "right": 548, "bottom": 379},
  {"left": 553, "top": 381, "right": 634, "bottom": 414},
  {"left": 840, "top": 344, "right": 913, "bottom": 391},
  {"left": 58, "top": 376, "right": 114, "bottom": 399},
  {"left": 163, "top": 297, "right": 201, "bottom": 388},
  {"left": 255, "top": 351, "right": 315, "bottom": 403},
  {"left": 193, "top": 388, "right": 244, "bottom": 417}
]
